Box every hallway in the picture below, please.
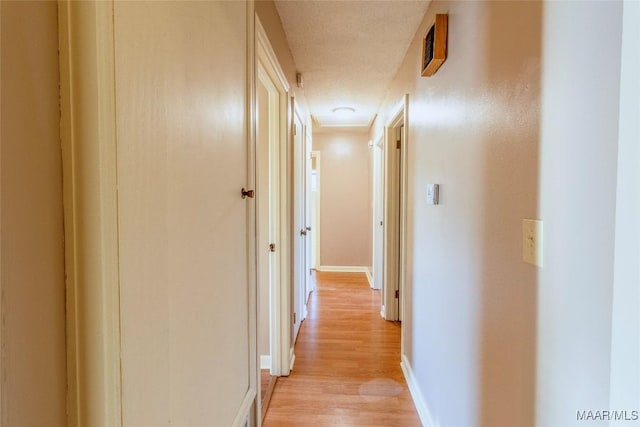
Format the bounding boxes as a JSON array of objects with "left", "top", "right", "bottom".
[{"left": 263, "top": 272, "right": 420, "bottom": 426}]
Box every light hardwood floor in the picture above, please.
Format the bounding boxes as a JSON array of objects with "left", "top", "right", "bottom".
[{"left": 263, "top": 271, "right": 421, "bottom": 426}]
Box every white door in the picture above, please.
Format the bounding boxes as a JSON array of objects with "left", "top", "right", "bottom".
[
  {"left": 311, "top": 152, "right": 321, "bottom": 270},
  {"left": 304, "top": 128, "right": 314, "bottom": 304},
  {"left": 114, "top": 2, "right": 257, "bottom": 425},
  {"left": 372, "top": 140, "right": 384, "bottom": 290},
  {"left": 256, "top": 73, "right": 272, "bottom": 373},
  {"left": 292, "top": 105, "right": 306, "bottom": 343}
]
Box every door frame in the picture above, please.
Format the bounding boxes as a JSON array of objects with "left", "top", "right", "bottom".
[
  {"left": 58, "top": 2, "right": 123, "bottom": 425},
  {"left": 256, "top": 16, "right": 292, "bottom": 378},
  {"left": 371, "top": 135, "right": 384, "bottom": 291},
  {"left": 304, "top": 126, "right": 314, "bottom": 306},
  {"left": 382, "top": 95, "right": 409, "bottom": 325},
  {"left": 310, "top": 151, "right": 321, "bottom": 270},
  {"left": 59, "top": 2, "right": 259, "bottom": 425},
  {"left": 291, "top": 100, "right": 307, "bottom": 346}
]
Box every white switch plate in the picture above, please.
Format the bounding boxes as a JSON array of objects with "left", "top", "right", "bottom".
[
  {"left": 427, "top": 184, "right": 439, "bottom": 205},
  {"left": 522, "top": 219, "right": 543, "bottom": 267}
]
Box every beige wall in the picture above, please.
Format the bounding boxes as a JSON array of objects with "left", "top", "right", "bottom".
[
  {"left": 372, "top": 1, "right": 541, "bottom": 425},
  {"left": 313, "top": 131, "right": 372, "bottom": 268},
  {"left": 374, "top": 1, "right": 630, "bottom": 426},
  {"left": 0, "top": 1, "right": 67, "bottom": 425}
]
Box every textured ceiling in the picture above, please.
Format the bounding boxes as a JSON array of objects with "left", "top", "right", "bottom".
[{"left": 274, "top": 0, "right": 430, "bottom": 128}]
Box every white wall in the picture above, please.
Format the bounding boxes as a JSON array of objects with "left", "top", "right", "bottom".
[
  {"left": 609, "top": 2, "right": 640, "bottom": 422},
  {"left": 537, "top": 2, "right": 623, "bottom": 425},
  {"left": 0, "top": 1, "right": 67, "bottom": 424}
]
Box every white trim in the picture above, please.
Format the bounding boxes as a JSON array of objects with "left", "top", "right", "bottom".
[
  {"left": 289, "top": 347, "right": 296, "bottom": 371},
  {"left": 291, "top": 101, "right": 306, "bottom": 350},
  {"left": 401, "top": 355, "right": 438, "bottom": 427},
  {"left": 388, "top": 98, "right": 406, "bottom": 127},
  {"left": 317, "top": 265, "right": 371, "bottom": 273},
  {"left": 246, "top": 3, "right": 259, "bottom": 424},
  {"left": 256, "top": 13, "right": 292, "bottom": 378},
  {"left": 58, "top": 2, "right": 122, "bottom": 425},
  {"left": 231, "top": 388, "right": 258, "bottom": 427},
  {"left": 256, "top": 17, "right": 290, "bottom": 93},
  {"left": 371, "top": 133, "right": 384, "bottom": 291},
  {"left": 310, "top": 151, "right": 321, "bottom": 270},
  {"left": 365, "top": 268, "right": 373, "bottom": 288},
  {"left": 0, "top": 4, "right": 3, "bottom": 422},
  {"left": 380, "top": 306, "right": 386, "bottom": 319},
  {"left": 260, "top": 355, "right": 271, "bottom": 370},
  {"left": 382, "top": 95, "right": 409, "bottom": 323}
]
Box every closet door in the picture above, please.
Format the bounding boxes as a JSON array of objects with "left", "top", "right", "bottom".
[{"left": 114, "top": 2, "right": 257, "bottom": 425}]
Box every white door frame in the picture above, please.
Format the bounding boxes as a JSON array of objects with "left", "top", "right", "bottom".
[
  {"left": 382, "top": 95, "right": 409, "bottom": 325},
  {"left": 256, "top": 16, "right": 292, "bottom": 377},
  {"left": 58, "top": 2, "right": 123, "bottom": 424},
  {"left": 59, "top": 3, "right": 259, "bottom": 425},
  {"left": 304, "top": 127, "right": 314, "bottom": 305},
  {"left": 291, "top": 101, "right": 307, "bottom": 346},
  {"left": 311, "top": 151, "right": 321, "bottom": 270},
  {"left": 371, "top": 135, "right": 384, "bottom": 291}
]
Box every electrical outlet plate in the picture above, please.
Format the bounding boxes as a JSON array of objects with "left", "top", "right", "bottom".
[{"left": 522, "top": 219, "right": 543, "bottom": 267}]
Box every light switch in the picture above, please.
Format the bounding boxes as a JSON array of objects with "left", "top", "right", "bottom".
[
  {"left": 522, "top": 219, "right": 543, "bottom": 267},
  {"left": 427, "top": 184, "right": 439, "bottom": 205}
]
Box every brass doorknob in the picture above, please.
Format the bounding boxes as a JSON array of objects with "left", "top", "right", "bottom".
[{"left": 241, "top": 188, "right": 255, "bottom": 199}]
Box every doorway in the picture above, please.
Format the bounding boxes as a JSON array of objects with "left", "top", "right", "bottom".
[
  {"left": 292, "top": 104, "right": 308, "bottom": 342},
  {"left": 256, "top": 17, "right": 292, "bottom": 384},
  {"left": 372, "top": 137, "right": 384, "bottom": 293},
  {"left": 310, "top": 151, "right": 321, "bottom": 271},
  {"left": 382, "top": 96, "right": 409, "bottom": 323}
]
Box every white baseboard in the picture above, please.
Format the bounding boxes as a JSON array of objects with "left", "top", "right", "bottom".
[
  {"left": 231, "top": 387, "right": 256, "bottom": 427},
  {"left": 317, "top": 265, "right": 370, "bottom": 273},
  {"left": 380, "top": 305, "right": 386, "bottom": 319},
  {"left": 365, "top": 268, "right": 373, "bottom": 288},
  {"left": 401, "top": 354, "right": 438, "bottom": 427},
  {"left": 260, "top": 355, "right": 271, "bottom": 370},
  {"left": 289, "top": 347, "right": 296, "bottom": 371}
]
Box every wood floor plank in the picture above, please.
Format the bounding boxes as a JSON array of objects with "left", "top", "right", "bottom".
[{"left": 263, "top": 271, "right": 421, "bottom": 426}]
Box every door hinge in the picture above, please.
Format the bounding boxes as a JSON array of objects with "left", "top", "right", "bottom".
[
  {"left": 269, "top": 243, "right": 275, "bottom": 252},
  {"left": 293, "top": 312, "right": 296, "bottom": 324},
  {"left": 395, "top": 290, "right": 399, "bottom": 299},
  {"left": 309, "top": 268, "right": 312, "bottom": 276},
  {"left": 294, "top": 124, "right": 297, "bottom": 136},
  {"left": 396, "top": 140, "right": 401, "bottom": 149}
]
